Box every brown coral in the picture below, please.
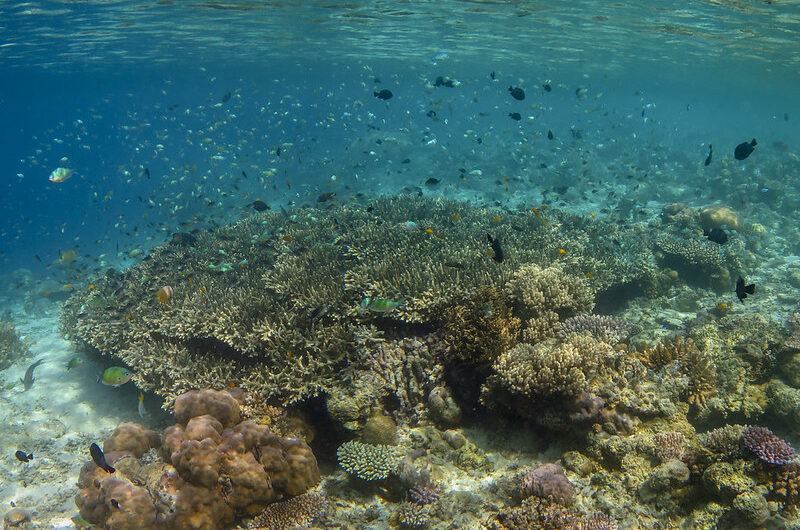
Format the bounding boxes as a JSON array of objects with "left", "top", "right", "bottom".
[
  {"left": 103, "top": 422, "right": 160, "bottom": 458},
  {"left": 442, "top": 285, "right": 520, "bottom": 364},
  {"left": 638, "top": 335, "right": 695, "bottom": 370},
  {"left": 76, "top": 389, "right": 320, "bottom": 529}
]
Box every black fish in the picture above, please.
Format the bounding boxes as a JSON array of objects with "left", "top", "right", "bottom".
[
  {"left": 487, "top": 233, "right": 504, "bottom": 263},
  {"left": 426, "top": 110, "right": 437, "bottom": 118},
  {"left": 374, "top": 89, "right": 393, "bottom": 100},
  {"left": 110, "top": 499, "right": 121, "bottom": 509},
  {"left": 20, "top": 359, "right": 43, "bottom": 391},
  {"left": 425, "top": 177, "right": 440, "bottom": 187},
  {"left": 221, "top": 92, "right": 231, "bottom": 102},
  {"left": 144, "top": 168, "right": 150, "bottom": 178},
  {"left": 547, "top": 130, "right": 554, "bottom": 140},
  {"left": 508, "top": 86, "right": 525, "bottom": 100},
  {"left": 704, "top": 145, "right": 713, "bottom": 166},
  {"left": 508, "top": 112, "right": 521, "bottom": 121},
  {"left": 15, "top": 450, "right": 33, "bottom": 463},
  {"left": 248, "top": 200, "right": 269, "bottom": 212},
  {"left": 735, "top": 276, "right": 755, "bottom": 304},
  {"left": 704, "top": 228, "right": 728, "bottom": 244},
  {"left": 90, "top": 443, "right": 115, "bottom": 473},
  {"left": 490, "top": 71, "right": 496, "bottom": 80},
  {"left": 734, "top": 138, "right": 757, "bottom": 160},
  {"left": 34, "top": 255, "right": 41, "bottom": 262},
  {"left": 317, "top": 192, "right": 335, "bottom": 203},
  {"left": 543, "top": 82, "right": 552, "bottom": 92}
]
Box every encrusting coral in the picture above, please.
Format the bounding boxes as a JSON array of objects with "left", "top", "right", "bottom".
[{"left": 75, "top": 389, "right": 321, "bottom": 529}]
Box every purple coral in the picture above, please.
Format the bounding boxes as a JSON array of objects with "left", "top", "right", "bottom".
[
  {"left": 742, "top": 425, "right": 797, "bottom": 465},
  {"left": 517, "top": 463, "right": 574, "bottom": 506},
  {"left": 408, "top": 482, "right": 441, "bottom": 505}
]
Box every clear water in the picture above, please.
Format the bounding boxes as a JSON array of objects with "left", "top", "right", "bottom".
[{"left": 2, "top": 1, "right": 800, "bottom": 527}]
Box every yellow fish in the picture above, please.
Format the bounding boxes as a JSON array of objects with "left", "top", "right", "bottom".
[
  {"left": 58, "top": 250, "right": 77, "bottom": 264},
  {"left": 49, "top": 167, "right": 74, "bottom": 183},
  {"left": 155, "top": 285, "right": 173, "bottom": 303}
]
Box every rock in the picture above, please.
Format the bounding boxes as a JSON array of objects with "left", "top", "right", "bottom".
[{"left": 3, "top": 507, "right": 31, "bottom": 527}]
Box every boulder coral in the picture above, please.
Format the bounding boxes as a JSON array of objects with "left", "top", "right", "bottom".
[{"left": 75, "top": 389, "right": 320, "bottom": 529}]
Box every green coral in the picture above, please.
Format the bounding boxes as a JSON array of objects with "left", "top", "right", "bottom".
[{"left": 336, "top": 440, "right": 397, "bottom": 480}]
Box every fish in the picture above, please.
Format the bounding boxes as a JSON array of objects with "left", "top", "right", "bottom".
[
  {"left": 89, "top": 442, "right": 115, "bottom": 473},
  {"left": 374, "top": 89, "right": 393, "bottom": 100},
  {"left": 317, "top": 192, "right": 336, "bottom": 203},
  {"left": 704, "top": 228, "right": 728, "bottom": 245},
  {"left": 508, "top": 86, "right": 525, "bottom": 100},
  {"left": 20, "top": 359, "right": 44, "bottom": 391},
  {"left": 155, "top": 285, "right": 173, "bottom": 303},
  {"left": 543, "top": 82, "right": 552, "bottom": 92},
  {"left": 99, "top": 366, "right": 133, "bottom": 387},
  {"left": 15, "top": 450, "right": 33, "bottom": 463},
  {"left": 704, "top": 144, "right": 713, "bottom": 166},
  {"left": 138, "top": 392, "right": 149, "bottom": 419},
  {"left": 221, "top": 92, "right": 231, "bottom": 102},
  {"left": 734, "top": 138, "right": 757, "bottom": 160},
  {"left": 144, "top": 167, "right": 150, "bottom": 178},
  {"left": 433, "top": 76, "right": 456, "bottom": 88},
  {"left": 49, "top": 167, "right": 74, "bottom": 183},
  {"left": 358, "top": 297, "right": 405, "bottom": 314},
  {"left": 508, "top": 112, "right": 521, "bottom": 121},
  {"left": 432, "top": 52, "right": 449, "bottom": 62},
  {"left": 425, "top": 178, "right": 440, "bottom": 187},
  {"left": 66, "top": 357, "right": 84, "bottom": 370},
  {"left": 248, "top": 199, "right": 269, "bottom": 212},
  {"left": 58, "top": 250, "right": 78, "bottom": 265},
  {"left": 486, "top": 233, "right": 504, "bottom": 263},
  {"left": 110, "top": 499, "right": 121, "bottom": 509},
  {"left": 547, "top": 130, "right": 554, "bottom": 140},
  {"left": 490, "top": 71, "right": 496, "bottom": 80},
  {"left": 735, "top": 276, "right": 755, "bottom": 304}
]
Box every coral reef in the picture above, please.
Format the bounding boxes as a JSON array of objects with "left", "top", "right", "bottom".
[
  {"left": 60, "top": 196, "right": 654, "bottom": 407},
  {"left": 742, "top": 425, "right": 797, "bottom": 465},
  {"left": 488, "top": 333, "right": 612, "bottom": 401},
  {"left": 652, "top": 431, "right": 685, "bottom": 462},
  {"left": 699, "top": 204, "right": 743, "bottom": 231},
  {"left": 75, "top": 389, "right": 319, "bottom": 529},
  {"left": 247, "top": 490, "right": 327, "bottom": 529},
  {"left": 556, "top": 314, "right": 631, "bottom": 345},
  {"left": 0, "top": 320, "right": 31, "bottom": 370},
  {"left": 336, "top": 440, "right": 398, "bottom": 481}
]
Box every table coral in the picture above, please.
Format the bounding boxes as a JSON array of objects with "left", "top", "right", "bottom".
[{"left": 75, "top": 389, "right": 320, "bottom": 529}]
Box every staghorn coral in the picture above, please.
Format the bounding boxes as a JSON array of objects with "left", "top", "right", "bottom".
[
  {"left": 442, "top": 285, "right": 520, "bottom": 364},
  {"left": 0, "top": 321, "right": 32, "bottom": 370},
  {"left": 489, "top": 333, "right": 612, "bottom": 399},
  {"left": 247, "top": 490, "right": 328, "bottom": 530},
  {"left": 685, "top": 348, "right": 717, "bottom": 408},
  {"left": 60, "top": 196, "right": 653, "bottom": 407},
  {"left": 337, "top": 440, "right": 398, "bottom": 481},
  {"left": 556, "top": 314, "right": 631, "bottom": 345},
  {"left": 637, "top": 335, "right": 695, "bottom": 370},
  {"left": 652, "top": 431, "right": 685, "bottom": 462},
  {"left": 75, "top": 389, "right": 320, "bottom": 529},
  {"left": 742, "top": 425, "right": 797, "bottom": 465}
]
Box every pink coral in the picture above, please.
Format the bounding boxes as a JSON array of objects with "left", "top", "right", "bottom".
[
  {"left": 743, "top": 425, "right": 797, "bottom": 465},
  {"left": 517, "top": 463, "right": 574, "bottom": 506}
]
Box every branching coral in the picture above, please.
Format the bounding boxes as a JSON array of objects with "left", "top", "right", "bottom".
[
  {"left": 637, "top": 335, "right": 695, "bottom": 370},
  {"left": 490, "top": 333, "right": 611, "bottom": 399},
  {"left": 442, "top": 285, "right": 520, "bottom": 363},
  {"left": 60, "top": 196, "right": 654, "bottom": 407},
  {"left": 742, "top": 426, "right": 797, "bottom": 465},
  {"left": 556, "top": 314, "right": 631, "bottom": 345},
  {"left": 336, "top": 440, "right": 398, "bottom": 481},
  {"left": 652, "top": 432, "right": 685, "bottom": 462}
]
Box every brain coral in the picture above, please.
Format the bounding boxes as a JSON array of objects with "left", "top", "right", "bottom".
[{"left": 75, "top": 389, "right": 320, "bottom": 529}]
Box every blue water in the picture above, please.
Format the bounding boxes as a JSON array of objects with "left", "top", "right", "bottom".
[{"left": 2, "top": 0, "right": 799, "bottom": 281}]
